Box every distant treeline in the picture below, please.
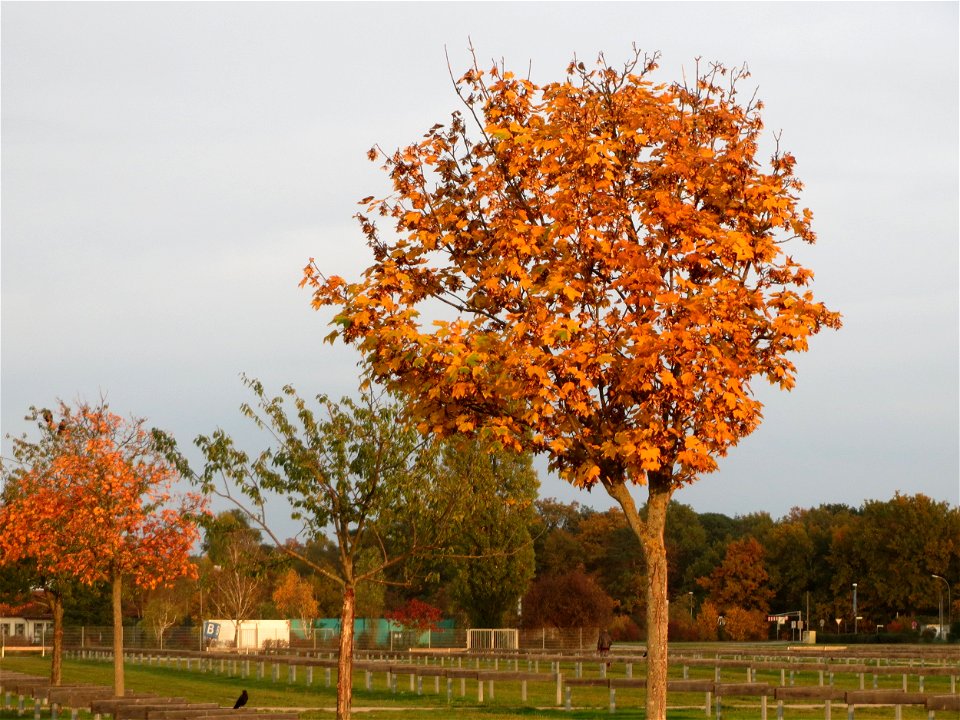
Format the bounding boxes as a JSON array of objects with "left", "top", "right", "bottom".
[
  {"left": 2, "top": 491, "right": 955, "bottom": 645},
  {"left": 522, "top": 492, "right": 958, "bottom": 642}
]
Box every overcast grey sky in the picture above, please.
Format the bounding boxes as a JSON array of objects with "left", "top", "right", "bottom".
[{"left": 2, "top": 2, "right": 957, "bottom": 538}]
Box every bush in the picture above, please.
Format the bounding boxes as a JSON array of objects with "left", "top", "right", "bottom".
[
  {"left": 609, "top": 615, "right": 641, "bottom": 642},
  {"left": 724, "top": 607, "right": 767, "bottom": 641},
  {"left": 668, "top": 617, "right": 698, "bottom": 642},
  {"left": 694, "top": 600, "right": 721, "bottom": 641},
  {"left": 520, "top": 570, "right": 615, "bottom": 629},
  {"left": 885, "top": 618, "right": 914, "bottom": 634}
]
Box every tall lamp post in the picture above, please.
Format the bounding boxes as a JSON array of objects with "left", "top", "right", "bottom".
[
  {"left": 852, "top": 583, "right": 858, "bottom": 634},
  {"left": 932, "top": 575, "right": 951, "bottom": 640}
]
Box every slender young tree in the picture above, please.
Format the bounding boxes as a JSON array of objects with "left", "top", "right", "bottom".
[
  {"left": 159, "top": 377, "right": 467, "bottom": 720},
  {"left": 141, "top": 582, "right": 187, "bottom": 650},
  {"left": 202, "top": 511, "right": 272, "bottom": 648},
  {"left": 273, "top": 569, "right": 320, "bottom": 641},
  {"left": 0, "top": 401, "right": 205, "bottom": 694},
  {"left": 304, "top": 47, "right": 840, "bottom": 718}
]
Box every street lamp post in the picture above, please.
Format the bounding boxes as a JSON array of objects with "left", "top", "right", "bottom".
[
  {"left": 852, "top": 583, "right": 858, "bottom": 634},
  {"left": 688, "top": 592, "right": 694, "bottom": 622},
  {"left": 932, "top": 575, "right": 951, "bottom": 640}
]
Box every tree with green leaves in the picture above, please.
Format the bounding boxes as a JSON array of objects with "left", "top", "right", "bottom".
[
  {"left": 441, "top": 438, "right": 538, "bottom": 627},
  {"left": 531, "top": 500, "right": 592, "bottom": 578},
  {"left": 158, "top": 377, "right": 466, "bottom": 720},
  {"left": 578, "top": 509, "right": 646, "bottom": 618},
  {"left": 664, "top": 501, "right": 711, "bottom": 596},
  {"left": 829, "top": 493, "right": 959, "bottom": 623}
]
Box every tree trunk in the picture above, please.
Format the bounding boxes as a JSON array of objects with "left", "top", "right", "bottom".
[
  {"left": 336, "top": 584, "right": 356, "bottom": 720},
  {"left": 112, "top": 574, "right": 124, "bottom": 697},
  {"left": 641, "top": 479, "right": 672, "bottom": 720},
  {"left": 605, "top": 473, "right": 673, "bottom": 720},
  {"left": 50, "top": 591, "right": 64, "bottom": 686}
]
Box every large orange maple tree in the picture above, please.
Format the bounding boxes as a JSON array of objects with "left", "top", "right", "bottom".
[
  {"left": 0, "top": 401, "right": 206, "bottom": 694},
  {"left": 303, "top": 48, "right": 840, "bottom": 718}
]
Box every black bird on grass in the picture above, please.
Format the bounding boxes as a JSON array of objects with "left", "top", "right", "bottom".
[{"left": 233, "top": 690, "right": 248, "bottom": 709}]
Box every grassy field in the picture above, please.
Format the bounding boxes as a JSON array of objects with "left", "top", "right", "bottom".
[{"left": 0, "top": 651, "right": 954, "bottom": 719}]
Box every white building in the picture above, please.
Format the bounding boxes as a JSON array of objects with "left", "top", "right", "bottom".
[
  {"left": 203, "top": 619, "right": 290, "bottom": 650},
  {"left": 0, "top": 617, "right": 53, "bottom": 644}
]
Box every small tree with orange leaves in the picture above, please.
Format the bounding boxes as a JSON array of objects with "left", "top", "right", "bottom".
[
  {"left": 272, "top": 568, "right": 319, "bottom": 641},
  {"left": 0, "top": 401, "right": 206, "bottom": 694},
  {"left": 304, "top": 47, "right": 840, "bottom": 719}
]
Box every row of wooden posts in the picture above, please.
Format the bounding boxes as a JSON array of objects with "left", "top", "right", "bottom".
[
  {"left": 65, "top": 645, "right": 960, "bottom": 693},
  {"left": 4, "top": 669, "right": 960, "bottom": 720},
  {"left": 5, "top": 645, "right": 959, "bottom": 718}
]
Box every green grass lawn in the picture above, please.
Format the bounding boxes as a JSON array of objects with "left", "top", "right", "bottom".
[{"left": 0, "top": 653, "right": 952, "bottom": 720}]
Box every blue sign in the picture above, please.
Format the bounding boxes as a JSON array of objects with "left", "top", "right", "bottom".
[{"left": 203, "top": 621, "right": 221, "bottom": 639}]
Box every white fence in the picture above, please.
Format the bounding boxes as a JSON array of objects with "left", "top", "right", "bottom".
[{"left": 466, "top": 628, "right": 519, "bottom": 651}]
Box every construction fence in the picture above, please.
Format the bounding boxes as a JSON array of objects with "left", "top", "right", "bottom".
[{"left": 10, "top": 624, "right": 603, "bottom": 653}]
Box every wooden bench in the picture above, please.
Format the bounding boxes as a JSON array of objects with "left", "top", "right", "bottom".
[
  {"left": 90, "top": 697, "right": 189, "bottom": 720},
  {"left": 115, "top": 704, "right": 220, "bottom": 720},
  {"left": 6, "top": 679, "right": 51, "bottom": 717},
  {"left": 179, "top": 715, "right": 298, "bottom": 720},
  {"left": 43, "top": 685, "right": 113, "bottom": 705},
  {"left": 146, "top": 713, "right": 298, "bottom": 720},
  {"left": 42, "top": 686, "right": 114, "bottom": 720},
  {"left": 143, "top": 710, "right": 262, "bottom": 720},
  {"left": 0, "top": 672, "right": 46, "bottom": 687}
]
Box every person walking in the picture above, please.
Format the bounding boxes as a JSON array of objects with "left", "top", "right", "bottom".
[{"left": 597, "top": 628, "right": 612, "bottom": 656}]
